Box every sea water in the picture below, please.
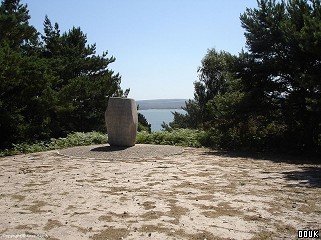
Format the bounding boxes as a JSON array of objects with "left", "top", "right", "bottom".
[{"left": 138, "top": 109, "right": 186, "bottom": 132}]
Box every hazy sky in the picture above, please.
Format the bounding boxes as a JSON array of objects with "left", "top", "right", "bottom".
[{"left": 22, "top": 0, "right": 258, "bottom": 100}]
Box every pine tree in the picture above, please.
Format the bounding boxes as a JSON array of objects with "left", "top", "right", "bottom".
[
  {"left": 239, "top": 0, "right": 321, "bottom": 152},
  {"left": 0, "top": 1, "right": 129, "bottom": 148},
  {"left": 41, "top": 17, "right": 128, "bottom": 134},
  {"left": 0, "top": 0, "right": 38, "bottom": 49},
  {"left": 0, "top": 0, "right": 52, "bottom": 148}
]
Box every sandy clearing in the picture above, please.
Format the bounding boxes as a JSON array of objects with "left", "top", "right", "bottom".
[{"left": 0, "top": 145, "right": 320, "bottom": 240}]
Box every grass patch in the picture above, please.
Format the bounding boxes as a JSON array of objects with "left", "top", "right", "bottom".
[
  {"left": 136, "top": 128, "right": 205, "bottom": 148},
  {"left": 0, "top": 131, "right": 108, "bottom": 157}
]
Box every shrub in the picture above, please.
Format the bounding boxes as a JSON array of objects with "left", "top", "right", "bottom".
[
  {"left": 0, "top": 131, "right": 107, "bottom": 157},
  {"left": 49, "top": 132, "right": 107, "bottom": 149},
  {"left": 136, "top": 129, "right": 205, "bottom": 148}
]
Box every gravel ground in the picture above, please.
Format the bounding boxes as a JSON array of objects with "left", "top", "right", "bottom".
[{"left": 0, "top": 145, "right": 320, "bottom": 240}]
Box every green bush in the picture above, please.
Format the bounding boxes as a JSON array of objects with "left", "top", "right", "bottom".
[
  {"left": 49, "top": 132, "right": 108, "bottom": 149},
  {"left": 136, "top": 129, "right": 205, "bottom": 148},
  {"left": 0, "top": 131, "right": 107, "bottom": 157}
]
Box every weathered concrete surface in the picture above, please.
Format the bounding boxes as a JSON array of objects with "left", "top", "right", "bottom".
[{"left": 0, "top": 146, "right": 320, "bottom": 240}]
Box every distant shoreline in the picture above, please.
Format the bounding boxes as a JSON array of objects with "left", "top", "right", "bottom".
[
  {"left": 136, "top": 99, "right": 188, "bottom": 110},
  {"left": 138, "top": 108, "right": 185, "bottom": 110},
  {"left": 137, "top": 108, "right": 186, "bottom": 131}
]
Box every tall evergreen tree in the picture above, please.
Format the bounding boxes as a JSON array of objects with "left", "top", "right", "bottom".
[
  {"left": 0, "top": 1, "right": 129, "bottom": 148},
  {"left": 0, "top": 0, "right": 51, "bottom": 148},
  {"left": 41, "top": 17, "right": 128, "bottom": 135},
  {"left": 239, "top": 0, "right": 321, "bottom": 152},
  {"left": 168, "top": 49, "right": 238, "bottom": 130},
  {"left": 0, "top": 0, "right": 38, "bottom": 49},
  {"left": 169, "top": 0, "right": 321, "bottom": 153}
]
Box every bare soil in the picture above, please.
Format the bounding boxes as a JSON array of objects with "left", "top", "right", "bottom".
[{"left": 0, "top": 144, "right": 320, "bottom": 240}]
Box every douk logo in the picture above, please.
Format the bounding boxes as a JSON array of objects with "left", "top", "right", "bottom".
[{"left": 298, "top": 230, "right": 319, "bottom": 238}]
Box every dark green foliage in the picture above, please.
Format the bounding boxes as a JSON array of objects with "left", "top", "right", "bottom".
[
  {"left": 168, "top": 50, "right": 238, "bottom": 131},
  {"left": 136, "top": 128, "right": 204, "bottom": 147},
  {"left": 0, "top": 0, "right": 38, "bottom": 50},
  {"left": 169, "top": 0, "right": 321, "bottom": 154},
  {"left": 0, "top": 0, "right": 127, "bottom": 149},
  {"left": 0, "top": 131, "right": 107, "bottom": 157},
  {"left": 0, "top": 0, "right": 49, "bottom": 147},
  {"left": 168, "top": 50, "right": 242, "bottom": 139},
  {"left": 137, "top": 112, "right": 151, "bottom": 133},
  {"left": 41, "top": 17, "right": 126, "bottom": 135},
  {"left": 239, "top": 0, "right": 321, "bottom": 152}
]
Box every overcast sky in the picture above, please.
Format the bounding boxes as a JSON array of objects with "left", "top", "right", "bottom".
[{"left": 22, "top": 0, "right": 258, "bottom": 100}]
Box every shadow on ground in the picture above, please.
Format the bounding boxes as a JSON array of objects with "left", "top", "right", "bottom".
[
  {"left": 203, "top": 150, "right": 321, "bottom": 188},
  {"left": 282, "top": 167, "right": 321, "bottom": 188},
  {"left": 202, "top": 150, "right": 321, "bottom": 165},
  {"left": 90, "top": 145, "right": 130, "bottom": 152}
]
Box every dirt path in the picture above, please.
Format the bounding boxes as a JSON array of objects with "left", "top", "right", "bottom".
[{"left": 0, "top": 145, "right": 320, "bottom": 240}]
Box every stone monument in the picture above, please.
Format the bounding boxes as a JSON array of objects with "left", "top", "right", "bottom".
[{"left": 105, "top": 97, "right": 138, "bottom": 147}]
